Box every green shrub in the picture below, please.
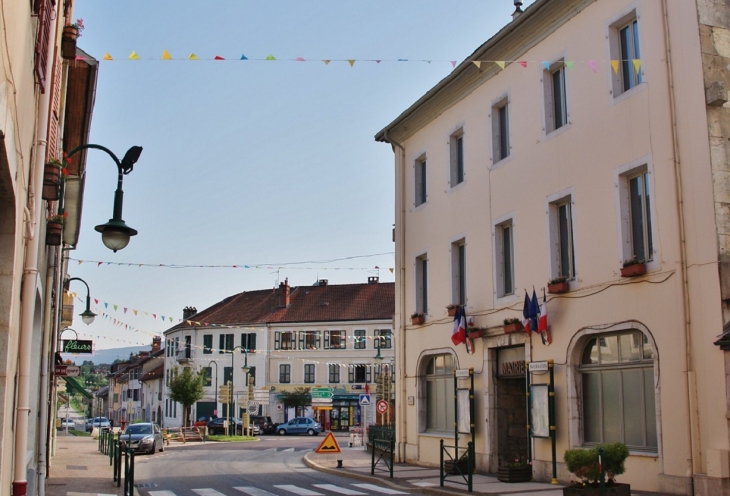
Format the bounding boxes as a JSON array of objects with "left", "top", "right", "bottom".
[
  {"left": 564, "top": 443, "right": 629, "bottom": 483},
  {"left": 602, "top": 443, "right": 629, "bottom": 478}
]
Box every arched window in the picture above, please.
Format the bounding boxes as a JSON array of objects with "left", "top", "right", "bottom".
[
  {"left": 579, "top": 330, "right": 657, "bottom": 451},
  {"left": 425, "top": 354, "right": 455, "bottom": 432}
]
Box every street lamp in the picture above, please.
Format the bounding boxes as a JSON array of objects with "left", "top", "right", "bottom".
[
  {"left": 64, "top": 277, "right": 96, "bottom": 325},
  {"left": 229, "top": 346, "right": 249, "bottom": 436},
  {"left": 209, "top": 360, "right": 219, "bottom": 418},
  {"left": 66, "top": 144, "right": 143, "bottom": 252}
]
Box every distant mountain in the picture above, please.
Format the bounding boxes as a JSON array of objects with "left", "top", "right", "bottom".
[{"left": 63, "top": 346, "right": 147, "bottom": 365}]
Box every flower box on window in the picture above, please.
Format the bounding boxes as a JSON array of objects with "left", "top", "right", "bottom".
[
  {"left": 620, "top": 258, "right": 646, "bottom": 277},
  {"left": 467, "top": 328, "right": 485, "bottom": 339},
  {"left": 446, "top": 304, "right": 459, "bottom": 317},
  {"left": 547, "top": 277, "right": 569, "bottom": 294},
  {"left": 503, "top": 318, "right": 523, "bottom": 334},
  {"left": 410, "top": 313, "right": 425, "bottom": 326},
  {"left": 46, "top": 220, "right": 63, "bottom": 246},
  {"left": 42, "top": 161, "right": 62, "bottom": 200}
]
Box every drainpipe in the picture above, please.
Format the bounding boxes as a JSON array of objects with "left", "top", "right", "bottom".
[
  {"left": 383, "top": 130, "right": 406, "bottom": 462},
  {"left": 13, "top": 2, "right": 59, "bottom": 494},
  {"left": 660, "top": 1, "right": 699, "bottom": 494}
]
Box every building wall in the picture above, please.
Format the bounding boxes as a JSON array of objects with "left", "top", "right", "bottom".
[{"left": 388, "top": 0, "right": 725, "bottom": 493}]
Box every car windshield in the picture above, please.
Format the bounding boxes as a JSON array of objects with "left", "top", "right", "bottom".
[{"left": 124, "top": 424, "right": 152, "bottom": 434}]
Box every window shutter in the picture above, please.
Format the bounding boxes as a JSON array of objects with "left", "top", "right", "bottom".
[
  {"left": 219, "top": 335, "right": 225, "bottom": 354},
  {"left": 367, "top": 366, "right": 372, "bottom": 383},
  {"left": 348, "top": 366, "right": 355, "bottom": 383},
  {"left": 341, "top": 331, "right": 346, "bottom": 349},
  {"left": 251, "top": 333, "right": 257, "bottom": 351},
  {"left": 34, "top": 0, "right": 53, "bottom": 93},
  {"left": 274, "top": 331, "right": 280, "bottom": 350},
  {"left": 299, "top": 332, "right": 304, "bottom": 350},
  {"left": 241, "top": 333, "right": 246, "bottom": 348},
  {"left": 324, "top": 331, "right": 330, "bottom": 349},
  {"left": 316, "top": 332, "right": 321, "bottom": 349}
]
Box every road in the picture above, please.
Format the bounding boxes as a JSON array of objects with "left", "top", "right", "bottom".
[{"left": 133, "top": 435, "right": 408, "bottom": 496}]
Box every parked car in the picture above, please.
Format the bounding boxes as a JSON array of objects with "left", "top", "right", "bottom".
[
  {"left": 59, "top": 418, "right": 75, "bottom": 430},
  {"left": 250, "top": 415, "right": 276, "bottom": 434},
  {"left": 207, "top": 417, "right": 260, "bottom": 435},
  {"left": 86, "top": 417, "right": 111, "bottom": 432},
  {"left": 276, "top": 417, "right": 321, "bottom": 436},
  {"left": 119, "top": 423, "right": 164, "bottom": 454},
  {"left": 194, "top": 416, "right": 210, "bottom": 427}
]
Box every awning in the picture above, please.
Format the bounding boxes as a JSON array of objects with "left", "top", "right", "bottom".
[
  {"left": 313, "top": 406, "right": 333, "bottom": 411},
  {"left": 63, "top": 376, "right": 92, "bottom": 399}
]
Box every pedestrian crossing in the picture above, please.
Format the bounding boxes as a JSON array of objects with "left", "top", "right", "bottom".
[{"left": 147, "top": 482, "right": 409, "bottom": 496}]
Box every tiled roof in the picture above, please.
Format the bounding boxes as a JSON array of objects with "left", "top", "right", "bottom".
[
  {"left": 141, "top": 364, "right": 164, "bottom": 381},
  {"left": 166, "top": 282, "right": 394, "bottom": 332}
]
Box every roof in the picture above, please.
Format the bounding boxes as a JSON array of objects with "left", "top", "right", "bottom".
[
  {"left": 166, "top": 282, "right": 394, "bottom": 332},
  {"left": 141, "top": 364, "right": 164, "bottom": 381}
]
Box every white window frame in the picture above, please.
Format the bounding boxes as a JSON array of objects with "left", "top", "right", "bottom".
[
  {"left": 491, "top": 94, "right": 511, "bottom": 167},
  {"left": 450, "top": 238, "right": 467, "bottom": 306},
  {"left": 607, "top": 5, "right": 644, "bottom": 102},
  {"left": 542, "top": 57, "right": 570, "bottom": 137},
  {"left": 415, "top": 154, "right": 427, "bottom": 207},
  {"left": 614, "top": 157, "right": 657, "bottom": 271},
  {"left": 546, "top": 189, "right": 577, "bottom": 281},
  {"left": 449, "top": 128, "right": 465, "bottom": 188},
  {"left": 415, "top": 252, "right": 429, "bottom": 315},
  {"left": 494, "top": 216, "right": 515, "bottom": 299}
]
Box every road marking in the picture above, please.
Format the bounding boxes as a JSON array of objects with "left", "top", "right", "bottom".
[
  {"left": 149, "top": 491, "right": 178, "bottom": 496},
  {"left": 193, "top": 490, "right": 228, "bottom": 496},
  {"left": 234, "top": 487, "right": 280, "bottom": 496},
  {"left": 281, "top": 448, "right": 295, "bottom": 452},
  {"left": 352, "top": 484, "right": 409, "bottom": 494},
  {"left": 312, "top": 485, "right": 366, "bottom": 495},
  {"left": 274, "top": 485, "right": 323, "bottom": 496}
]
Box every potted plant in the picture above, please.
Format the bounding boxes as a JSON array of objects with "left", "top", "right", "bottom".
[
  {"left": 46, "top": 213, "right": 67, "bottom": 246},
  {"left": 620, "top": 257, "right": 646, "bottom": 278},
  {"left": 446, "top": 304, "right": 459, "bottom": 317},
  {"left": 42, "top": 156, "right": 69, "bottom": 201},
  {"left": 62, "top": 18, "right": 84, "bottom": 60},
  {"left": 467, "top": 327, "right": 486, "bottom": 339},
  {"left": 548, "top": 276, "right": 569, "bottom": 294},
  {"left": 503, "top": 317, "right": 523, "bottom": 334},
  {"left": 410, "top": 312, "right": 425, "bottom": 325},
  {"left": 498, "top": 456, "right": 532, "bottom": 483},
  {"left": 563, "top": 443, "right": 630, "bottom": 496}
]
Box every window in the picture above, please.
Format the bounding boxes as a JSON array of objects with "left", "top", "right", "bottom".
[
  {"left": 325, "top": 330, "right": 346, "bottom": 349},
  {"left": 329, "top": 364, "right": 340, "bottom": 383},
  {"left": 549, "top": 196, "right": 576, "bottom": 279},
  {"left": 618, "top": 166, "right": 654, "bottom": 263},
  {"left": 450, "top": 130, "right": 465, "bottom": 187},
  {"left": 203, "top": 367, "right": 212, "bottom": 387},
  {"left": 495, "top": 220, "right": 515, "bottom": 297},
  {"left": 275, "top": 331, "right": 296, "bottom": 350},
  {"left": 223, "top": 366, "right": 232, "bottom": 386},
  {"left": 246, "top": 366, "right": 256, "bottom": 387},
  {"left": 543, "top": 61, "right": 567, "bottom": 133},
  {"left": 354, "top": 330, "right": 367, "bottom": 350},
  {"left": 299, "top": 331, "right": 321, "bottom": 350},
  {"left": 34, "top": 0, "right": 53, "bottom": 93},
  {"left": 425, "top": 354, "right": 455, "bottom": 432},
  {"left": 610, "top": 13, "right": 642, "bottom": 96},
  {"left": 241, "top": 332, "right": 257, "bottom": 351},
  {"left": 415, "top": 156, "right": 427, "bottom": 206},
  {"left": 203, "top": 334, "right": 213, "bottom": 354},
  {"left": 174, "top": 337, "right": 179, "bottom": 357},
  {"left": 451, "top": 239, "right": 466, "bottom": 305},
  {"left": 184, "top": 336, "right": 192, "bottom": 359},
  {"left": 375, "top": 329, "right": 392, "bottom": 349},
  {"left": 304, "top": 364, "right": 316, "bottom": 383},
  {"left": 580, "top": 331, "right": 656, "bottom": 450},
  {"left": 415, "top": 254, "right": 428, "bottom": 314},
  {"left": 219, "top": 334, "right": 234, "bottom": 354},
  {"left": 279, "top": 364, "right": 291, "bottom": 383},
  {"left": 349, "top": 365, "right": 371, "bottom": 383},
  {"left": 492, "top": 98, "right": 510, "bottom": 163}
]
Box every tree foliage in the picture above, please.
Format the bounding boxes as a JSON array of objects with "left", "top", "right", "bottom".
[
  {"left": 167, "top": 366, "right": 205, "bottom": 426},
  {"left": 278, "top": 387, "right": 311, "bottom": 409},
  {"left": 564, "top": 443, "right": 629, "bottom": 483}
]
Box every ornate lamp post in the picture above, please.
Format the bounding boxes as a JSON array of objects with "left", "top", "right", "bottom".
[
  {"left": 229, "top": 346, "right": 248, "bottom": 436},
  {"left": 63, "top": 277, "right": 96, "bottom": 325},
  {"left": 209, "top": 360, "right": 219, "bottom": 418}
]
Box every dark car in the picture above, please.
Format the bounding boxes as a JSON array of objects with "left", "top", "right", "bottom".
[
  {"left": 250, "top": 415, "right": 276, "bottom": 434},
  {"left": 119, "top": 423, "right": 164, "bottom": 454},
  {"left": 276, "top": 417, "right": 321, "bottom": 436},
  {"left": 207, "top": 417, "right": 243, "bottom": 436}
]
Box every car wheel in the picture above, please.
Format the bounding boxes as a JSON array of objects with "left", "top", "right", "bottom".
[
  {"left": 150, "top": 441, "right": 156, "bottom": 454},
  {"left": 159, "top": 442, "right": 164, "bottom": 452},
  {"left": 307, "top": 429, "right": 315, "bottom": 436},
  {"left": 278, "top": 428, "right": 286, "bottom": 435}
]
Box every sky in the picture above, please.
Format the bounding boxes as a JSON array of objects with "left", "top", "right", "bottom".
[{"left": 65, "top": 0, "right": 536, "bottom": 355}]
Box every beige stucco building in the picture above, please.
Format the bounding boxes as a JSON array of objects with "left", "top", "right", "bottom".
[{"left": 376, "top": 0, "right": 730, "bottom": 494}]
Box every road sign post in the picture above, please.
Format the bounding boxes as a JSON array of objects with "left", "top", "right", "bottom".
[{"left": 218, "top": 384, "right": 231, "bottom": 404}]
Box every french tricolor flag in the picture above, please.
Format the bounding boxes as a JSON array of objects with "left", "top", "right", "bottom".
[
  {"left": 451, "top": 306, "right": 467, "bottom": 346},
  {"left": 539, "top": 289, "right": 551, "bottom": 345},
  {"left": 522, "top": 292, "right": 532, "bottom": 335}
]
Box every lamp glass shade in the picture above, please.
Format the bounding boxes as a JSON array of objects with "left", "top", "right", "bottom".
[
  {"left": 95, "top": 219, "right": 138, "bottom": 252},
  {"left": 242, "top": 365, "right": 250, "bottom": 375},
  {"left": 80, "top": 309, "right": 96, "bottom": 325}
]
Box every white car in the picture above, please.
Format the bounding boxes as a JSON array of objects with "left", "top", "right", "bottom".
[{"left": 59, "top": 418, "right": 75, "bottom": 430}]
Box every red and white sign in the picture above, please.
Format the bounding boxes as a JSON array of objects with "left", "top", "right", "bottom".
[
  {"left": 376, "top": 400, "right": 389, "bottom": 414},
  {"left": 54, "top": 365, "right": 80, "bottom": 377}
]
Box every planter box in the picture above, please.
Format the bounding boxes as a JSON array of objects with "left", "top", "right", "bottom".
[
  {"left": 61, "top": 26, "right": 79, "bottom": 60},
  {"left": 46, "top": 222, "right": 63, "bottom": 246},
  {"left": 447, "top": 307, "right": 457, "bottom": 317},
  {"left": 444, "top": 458, "right": 473, "bottom": 475},
  {"left": 498, "top": 465, "right": 532, "bottom": 483},
  {"left": 620, "top": 263, "right": 646, "bottom": 277},
  {"left": 548, "top": 282, "right": 569, "bottom": 294},
  {"left": 411, "top": 316, "right": 425, "bottom": 326},
  {"left": 467, "top": 328, "right": 485, "bottom": 339},
  {"left": 563, "top": 483, "right": 631, "bottom": 496},
  {"left": 503, "top": 322, "right": 524, "bottom": 334},
  {"left": 42, "top": 163, "right": 61, "bottom": 201}
]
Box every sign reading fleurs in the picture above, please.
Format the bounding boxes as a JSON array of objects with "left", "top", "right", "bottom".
[{"left": 62, "top": 339, "right": 93, "bottom": 354}]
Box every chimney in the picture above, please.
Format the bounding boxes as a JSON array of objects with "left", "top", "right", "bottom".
[
  {"left": 318, "top": 279, "right": 329, "bottom": 287},
  {"left": 182, "top": 306, "right": 197, "bottom": 320},
  {"left": 278, "top": 278, "right": 291, "bottom": 308},
  {"left": 512, "top": 0, "right": 523, "bottom": 20},
  {"left": 368, "top": 276, "right": 379, "bottom": 284},
  {"left": 151, "top": 336, "right": 161, "bottom": 352}
]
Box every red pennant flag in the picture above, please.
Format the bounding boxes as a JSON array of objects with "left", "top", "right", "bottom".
[
  {"left": 214, "top": 55, "right": 225, "bottom": 60},
  {"left": 97, "top": 262, "right": 102, "bottom": 266},
  {"left": 518, "top": 61, "right": 527, "bottom": 68}
]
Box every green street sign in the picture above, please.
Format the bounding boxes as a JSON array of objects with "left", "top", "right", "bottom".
[{"left": 311, "top": 387, "right": 333, "bottom": 398}]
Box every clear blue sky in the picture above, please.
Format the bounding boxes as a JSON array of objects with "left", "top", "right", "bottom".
[{"left": 67, "top": 0, "right": 535, "bottom": 353}]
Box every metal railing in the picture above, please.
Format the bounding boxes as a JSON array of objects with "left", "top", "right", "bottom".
[
  {"left": 99, "top": 430, "right": 135, "bottom": 496},
  {"left": 440, "top": 439, "right": 474, "bottom": 492},
  {"left": 367, "top": 425, "right": 395, "bottom": 446},
  {"left": 371, "top": 436, "right": 395, "bottom": 478}
]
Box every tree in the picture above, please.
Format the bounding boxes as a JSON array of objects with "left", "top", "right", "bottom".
[
  {"left": 278, "top": 387, "right": 311, "bottom": 410},
  {"left": 167, "top": 366, "right": 205, "bottom": 426}
]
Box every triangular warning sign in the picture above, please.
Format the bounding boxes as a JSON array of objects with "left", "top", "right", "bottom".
[{"left": 315, "top": 432, "right": 341, "bottom": 454}]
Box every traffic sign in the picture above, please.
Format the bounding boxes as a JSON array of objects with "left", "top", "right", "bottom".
[
  {"left": 247, "top": 401, "right": 259, "bottom": 414},
  {"left": 311, "top": 397, "right": 333, "bottom": 404},
  {"left": 54, "top": 365, "right": 80, "bottom": 377},
  {"left": 218, "top": 384, "right": 231, "bottom": 404},
  {"left": 253, "top": 390, "right": 270, "bottom": 405},
  {"left": 358, "top": 393, "right": 371, "bottom": 406},
  {"left": 315, "top": 432, "right": 341, "bottom": 454},
  {"left": 311, "top": 387, "right": 333, "bottom": 398},
  {"left": 376, "top": 400, "right": 389, "bottom": 414}
]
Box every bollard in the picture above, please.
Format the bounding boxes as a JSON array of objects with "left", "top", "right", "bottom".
[
  {"left": 337, "top": 460, "right": 343, "bottom": 468},
  {"left": 439, "top": 439, "right": 444, "bottom": 487}
]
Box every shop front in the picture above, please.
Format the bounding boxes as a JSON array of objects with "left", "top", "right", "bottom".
[{"left": 317, "top": 394, "right": 361, "bottom": 431}]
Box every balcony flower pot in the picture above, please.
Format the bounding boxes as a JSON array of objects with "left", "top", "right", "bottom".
[
  {"left": 467, "top": 328, "right": 485, "bottom": 339},
  {"left": 411, "top": 315, "right": 425, "bottom": 326},
  {"left": 42, "top": 162, "right": 62, "bottom": 201},
  {"left": 503, "top": 322, "right": 523, "bottom": 334},
  {"left": 498, "top": 465, "right": 532, "bottom": 483},
  {"left": 548, "top": 282, "right": 569, "bottom": 294},
  {"left": 447, "top": 305, "right": 458, "bottom": 317},
  {"left": 620, "top": 262, "right": 646, "bottom": 278},
  {"left": 46, "top": 220, "right": 63, "bottom": 246},
  {"left": 61, "top": 26, "right": 79, "bottom": 60}
]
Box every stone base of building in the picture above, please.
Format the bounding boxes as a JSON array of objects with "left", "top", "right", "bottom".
[{"left": 693, "top": 473, "right": 730, "bottom": 496}]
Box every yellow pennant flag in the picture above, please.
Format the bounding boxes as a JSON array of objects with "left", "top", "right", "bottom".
[
  {"left": 472, "top": 61, "right": 481, "bottom": 69},
  {"left": 77, "top": 260, "right": 83, "bottom": 265},
  {"left": 323, "top": 60, "right": 331, "bottom": 65},
  {"left": 128, "top": 51, "right": 139, "bottom": 60},
  {"left": 103, "top": 53, "right": 113, "bottom": 61},
  {"left": 610, "top": 60, "right": 619, "bottom": 74},
  {"left": 162, "top": 49, "right": 172, "bottom": 60},
  {"left": 495, "top": 61, "right": 506, "bottom": 70},
  {"left": 188, "top": 53, "right": 198, "bottom": 60},
  {"left": 133, "top": 310, "right": 138, "bottom": 316},
  {"left": 633, "top": 59, "right": 641, "bottom": 73},
  {"left": 389, "top": 268, "right": 394, "bottom": 273},
  {"left": 348, "top": 60, "right": 355, "bottom": 67}
]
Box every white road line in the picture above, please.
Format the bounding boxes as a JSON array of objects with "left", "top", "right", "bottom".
[
  {"left": 193, "top": 489, "right": 229, "bottom": 496},
  {"left": 352, "top": 484, "right": 409, "bottom": 494},
  {"left": 234, "top": 487, "right": 281, "bottom": 496},
  {"left": 280, "top": 448, "right": 295, "bottom": 452},
  {"left": 148, "top": 491, "right": 178, "bottom": 496},
  {"left": 312, "top": 485, "right": 366, "bottom": 495},
  {"left": 274, "top": 485, "right": 323, "bottom": 496}
]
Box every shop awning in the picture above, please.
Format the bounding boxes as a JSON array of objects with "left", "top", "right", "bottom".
[
  {"left": 63, "top": 376, "right": 92, "bottom": 399},
  {"left": 313, "top": 406, "right": 333, "bottom": 410}
]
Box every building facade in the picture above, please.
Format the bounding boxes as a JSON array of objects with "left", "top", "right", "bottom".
[{"left": 376, "top": 0, "right": 730, "bottom": 494}]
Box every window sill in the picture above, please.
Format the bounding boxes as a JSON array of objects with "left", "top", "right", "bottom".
[
  {"left": 491, "top": 154, "right": 513, "bottom": 172},
  {"left": 611, "top": 82, "right": 647, "bottom": 106},
  {"left": 414, "top": 201, "right": 428, "bottom": 211},
  {"left": 420, "top": 431, "right": 456, "bottom": 439},
  {"left": 544, "top": 122, "right": 571, "bottom": 142},
  {"left": 449, "top": 180, "right": 466, "bottom": 193}
]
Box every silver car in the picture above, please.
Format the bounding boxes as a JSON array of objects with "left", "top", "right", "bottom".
[{"left": 119, "top": 423, "right": 164, "bottom": 454}]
